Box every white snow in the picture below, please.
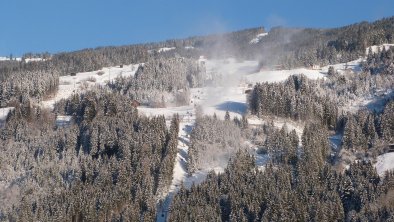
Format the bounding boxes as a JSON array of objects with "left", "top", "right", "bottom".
[
  {"left": 375, "top": 152, "right": 394, "bottom": 176},
  {"left": 342, "top": 86, "right": 393, "bottom": 114},
  {"left": 55, "top": 115, "right": 73, "bottom": 127},
  {"left": 184, "top": 46, "right": 194, "bottom": 50},
  {"left": 42, "top": 64, "right": 140, "bottom": 109},
  {"left": 250, "top": 33, "right": 268, "bottom": 44},
  {"left": 149, "top": 47, "right": 176, "bottom": 54},
  {"left": 325, "top": 58, "right": 363, "bottom": 74},
  {"left": 247, "top": 67, "right": 325, "bottom": 83},
  {"left": 247, "top": 115, "right": 304, "bottom": 146},
  {"left": 0, "top": 56, "right": 46, "bottom": 62},
  {"left": 158, "top": 47, "right": 176, "bottom": 53},
  {"left": 247, "top": 58, "right": 364, "bottom": 84},
  {"left": 155, "top": 109, "right": 223, "bottom": 221},
  {"left": 0, "top": 107, "right": 14, "bottom": 121},
  {"left": 366, "top": 44, "right": 394, "bottom": 55},
  {"left": 0, "top": 107, "right": 15, "bottom": 128},
  {"left": 24, "top": 57, "right": 46, "bottom": 63},
  {"left": 0, "top": 57, "right": 22, "bottom": 61}
]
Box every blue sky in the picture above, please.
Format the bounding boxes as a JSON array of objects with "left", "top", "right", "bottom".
[{"left": 0, "top": 0, "right": 393, "bottom": 56}]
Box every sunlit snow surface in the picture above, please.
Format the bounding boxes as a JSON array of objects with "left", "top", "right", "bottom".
[
  {"left": 250, "top": 32, "right": 268, "bottom": 44},
  {"left": 0, "top": 107, "right": 14, "bottom": 121},
  {"left": 366, "top": 44, "right": 394, "bottom": 55},
  {"left": 42, "top": 64, "right": 141, "bottom": 109},
  {"left": 375, "top": 153, "right": 394, "bottom": 176}
]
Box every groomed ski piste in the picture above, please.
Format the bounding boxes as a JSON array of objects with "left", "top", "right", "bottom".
[{"left": 34, "top": 40, "right": 394, "bottom": 221}]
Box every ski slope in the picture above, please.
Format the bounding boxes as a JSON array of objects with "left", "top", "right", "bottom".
[{"left": 153, "top": 57, "right": 332, "bottom": 221}]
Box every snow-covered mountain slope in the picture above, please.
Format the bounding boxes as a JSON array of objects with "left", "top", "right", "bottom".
[
  {"left": 153, "top": 57, "right": 331, "bottom": 221},
  {"left": 42, "top": 64, "right": 141, "bottom": 108},
  {"left": 32, "top": 50, "right": 390, "bottom": 221}
]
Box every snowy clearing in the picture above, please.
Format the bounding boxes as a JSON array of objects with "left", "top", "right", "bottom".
[
  {"left": 250, "top": 32, "right": 268, "bottom": 44},
  {"left": 246, "top": 67, "right": 325, "bottom": 83},
  {"left": 148, "top": 47, "right": 176, "bottom": 54},
  {"left": 24, "top": 58, "right": 46, "bottom": 63},
  {"left": 157, "top": 47, "right": 176, "bottom": 53},
  {"left": 0, "top": 57, "right": 22, "bottom": 61},
  {"left": 0, "top": 107, "right": 14, "bottom": 121},
  {"left": 0, "top": 107, "right": 15, "bottom": 128},
  {"left": 366, "top": 44, "right": 394, "bottom": 55},
  {"left": 42, "top": 64, "right": 140, "bottom": 109},
  {"left": 342, "top": 88, "right": 393, "bottom": 113},
  {"left": 375, "top": 152, "right": 394, "bottom": 176}
]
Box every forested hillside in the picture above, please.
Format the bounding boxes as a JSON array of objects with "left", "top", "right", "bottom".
[
  {"left": 0, "top": 16, "right": 394, "bottom": 222},
  {"left": 0, "top": 90, "right": 179, "bottom": 221}
]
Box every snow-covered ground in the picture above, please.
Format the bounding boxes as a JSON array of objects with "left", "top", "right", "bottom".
[
  {"left": 158, "top": 47, "right": 175, "bottom": 53},
  {"left": 250, "top": 32, "right": 268, "bottom": 44},
  {"left": 366, "top": 44, "right": 394, "bottom": 55},
  {"left": 0, "top": 56, "right": 22, "bottom": 61},
  {"left": 0, "top": 107, "right": 14, "bottom": 121},
  {"left": 24, "top": 57, "right": 47, "bottom": 63},
  {"left": 0, "top": 56, "right": 46, "bottom": 62},
  {"left": 156, "top": 120, "right": 216, "bottom": 222},
  {"left": 199, "top": 58, "right": 327, "bottom": 119},
  {"left": 375, "top": 152, "right": 394, "bottom": 176},
  {"left": 247, "top": 67, "right": 325, "bottom": 83},
  {"left": 148, "top": 47, "right": 176, "bottom": 54},
  {"left": 0, "top": 107, "right": 15, "bottom": 128},
  {"left": 326, "top": 58, "right": 363, "bottom": 74},
  {"left": 42, "top": 64, "right": 140, "bottom": 109},
  {"left": 342, "top": 88, "right": 393, "bottom": 113}
]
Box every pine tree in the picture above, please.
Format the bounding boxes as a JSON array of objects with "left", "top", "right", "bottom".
[{"left": 225, "top": 110, "right": 230, "bottom": 121}]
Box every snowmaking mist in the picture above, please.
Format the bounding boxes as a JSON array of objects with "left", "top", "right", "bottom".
[{"left": 252, "top": 26, "right": 303, "bottom": 69}]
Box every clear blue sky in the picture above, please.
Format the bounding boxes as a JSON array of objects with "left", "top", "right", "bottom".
[{"left": 1, "top": 0, "right": 393, "bottom": 56}]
